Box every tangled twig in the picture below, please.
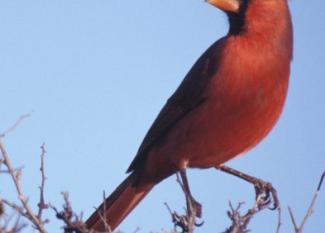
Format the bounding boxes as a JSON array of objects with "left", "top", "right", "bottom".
[
  {"left": 51, "top": 192, "right": 89, "bottom": 233},
  {"left": 0, "top": 115, "right": 48, "bottom": 233}
]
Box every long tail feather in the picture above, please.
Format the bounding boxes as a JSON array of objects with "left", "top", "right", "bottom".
[{"left": 86, "top": 173, "right": 154, "bottom": 231}]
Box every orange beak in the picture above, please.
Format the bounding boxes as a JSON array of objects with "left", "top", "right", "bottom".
[{"left": 206, "top": 0, "right": 240, "bottom": 13}]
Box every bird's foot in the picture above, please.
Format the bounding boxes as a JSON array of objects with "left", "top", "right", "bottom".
[
  {"left": 188, "top": 196, "right": 202, "bottom": 218},
  {"left": 165, "top": 203, "right": 203, "bottom": 233},
  {"left": 252, "top": 179, "right": 279, "bottom": 210},
  {"left": 216, "top": 165, "right": 280, "bottom": 211},
  {"left": 186, "top": 195, "right": 204, "bottom": 227},
  {"left": 177, "top": 170, "right": 204, "bottom": 218},
  {"left": 169, "top": 169, "right": 204, "bottom": 232}
]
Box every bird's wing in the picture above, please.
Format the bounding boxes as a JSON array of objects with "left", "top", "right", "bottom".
[{"left": 127, "top": 40, "right": 224, "bottom": 172}]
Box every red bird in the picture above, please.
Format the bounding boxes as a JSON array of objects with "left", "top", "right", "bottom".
[{"left": 87, "top": 0, "right": 293, "bottom": 231}]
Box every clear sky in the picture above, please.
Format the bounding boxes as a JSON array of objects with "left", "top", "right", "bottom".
[{"left": 1, "top": 0, "right": 324, "bottom": 232}]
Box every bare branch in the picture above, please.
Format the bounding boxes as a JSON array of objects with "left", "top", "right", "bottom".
[
  {"left": 288, "top": 171, "right": 325, "bottom": 233},
  {"left": 0, "top": 200, "right": 4, "bottom": 217},
  {"left": 0, "top": 199, "right": 27, "bottom": 233},
  {"left": 0, "top": 140, "right": 47, "bottom": 233},
  {"left": 275, "top": 206, "right": 282, "bottom": 233},
  {"left": 0, "top": 115, "right": 48, "bottom": 233},
  {"left": 51, "top": 192, "right": 91, "bottom": 233},
  {"left": 222, "top": 191, "right": 283, "bottom": 233},
  {"left": 317, "top": 172, "right": 325, "bottom": 191},
  {"left": 37, "top": 143, "right": 48, "bottom": 220},
  {"left": 1, "top": 200, "right": 26, "bottom": 218},
  {"left": 96, "top": 192, "right": 111, "bottom": 233},
  {"left": 288, "top": 206, "right": 299, "bottom": 232},
  {"left": 0, "top": 113, "right": 31, "bottom": 138}
]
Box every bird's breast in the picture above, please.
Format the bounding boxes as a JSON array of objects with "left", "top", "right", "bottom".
[
  {"left": 143, "top": 37, "right": 291, "bottom": 175},
  {"left": 185, "top": 47, "right": 290, "bottom": 167}
]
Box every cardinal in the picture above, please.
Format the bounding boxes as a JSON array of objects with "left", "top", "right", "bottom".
[{"left": 86, "top": 0, "right": 293, "bottom": 231}]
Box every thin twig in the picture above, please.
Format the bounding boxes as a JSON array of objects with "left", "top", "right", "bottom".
[
  {"left": 97, "top": 192, "right": 111, "bottom": 233},
  {"left": 288, "top": 172, "right": 325, "bottom": 233},
  {"left": 275, "top": 206, "right": 282, "bottom": 233},
  {"left": 317, "top": 172, "right": 325, "bottom": 191},
  {"left": 1, "top": 199, "right": 27, "bottom": 218},
  {"left": 0, "top": 114, "right": 47, "bottom": 233},
  {"left": 1, "top": 198, "right": 30, "bottom": 232},
  {"left": 223, "top": 188, "right": 283, "bottom": 233},
  {"left": 0, "top": 140, "right": 47, "bottom": 233},
  {"left": 132, "top": 227, "right": 140, "bottom": 233},
  {"left": 51, "top": 192, "right": 92, "bottom": 233},
  {"left": 0, "top": 113, "right": 31, "bottom": 138},
  {"left": 288, "top": 206, "right": 299, "bottom": 232},
  {"left": 37, "top": 143, "right": 48, "bottom": 220},
  {"left": 0, "top": 211, "right": 27, "bottom": 233}
]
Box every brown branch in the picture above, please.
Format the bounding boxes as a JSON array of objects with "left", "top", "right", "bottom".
[
  {"left": 0, "top": 114, "right": 48, "bottom": 233},
  {"left": 0, "top": 115, "right": 108, "bottom": 233},
  {"left": 288, "top": 172, "right": 325, "bottom": 233},
  {"left": 51, "top": 192, "right": 94, "bottom": 233},
  {"left": 1, "top": 200, "right": 27, "bottom": 219},
  {"left": 96, "top": 192, "right": 111, "bottom": 233},
  {"left": 0, "top": 199, "right": 27, "bottom": 233},
  {"left": 0, "top": 200, "right": 4, "bottom": 217},
  {"left": 0, "top": 113, "right": 31, "bottom": 138},
  {"left": 37, "top": 143, "right": 48, "bottom": 220},
  {"left": 317, "top": 172, "right": 325, "bottom": 192},
  {"left": 222, "top": 191, "right": 283, "bottom": 233},
  {"left": 223, "top": 202, "right": 249, "bottom": 233},
  {"left": 0, "top": 140, "right": 47, "bottom": 233},
  {"left": 288, "top": 206, "right": 299, "bottom": 232},
  {"left": 275, "top": 206, "right": 282, "bottom": 233},
  {"left": 0, "top": 215, "right": 26, "bottom": 233}
]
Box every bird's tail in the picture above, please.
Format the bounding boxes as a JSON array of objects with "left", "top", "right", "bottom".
[{"left": 86, "top": 172, "right": 154, "bottom": 232}]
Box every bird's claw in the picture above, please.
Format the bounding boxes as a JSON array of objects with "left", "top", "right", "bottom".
[
  {"left": 189, "top": 197, "right": 202, "bottom": 218},
  {"left": 171, "top": 211, "right": 189, "bottom": 233},
  {"left": 170, "top": 211, "right": 204, "bottom": 233},
  {"left": 194, "top": 219, "right": 204, "bottom": 227},
  {"left": 165, "top": 202, "right": 203, "bottom": 233},
  {"left": 253, "top": 179, "right": 279, "bottom": 210}
]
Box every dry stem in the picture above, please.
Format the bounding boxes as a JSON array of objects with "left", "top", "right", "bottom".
[
  {"left": 288, "top": 172, "right": 325, "bottom": 233},
  {"left": 0, "top": 114, "right": 48, "bottom": 233}
]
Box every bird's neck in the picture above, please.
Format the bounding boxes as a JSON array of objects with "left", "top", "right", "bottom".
[{"left": 227, "top": 1, "right": 293, "bottom": 60}]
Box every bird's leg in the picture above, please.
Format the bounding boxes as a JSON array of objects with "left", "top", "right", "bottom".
[
  {"left": 179, "top": 169, "right": 202, "bottom": 218},
  {"left": 166, "top": 169, "right": 203, "bottom": 233},
  {"left": 215, "top": 165, "right": 279, "bottom": 210}
]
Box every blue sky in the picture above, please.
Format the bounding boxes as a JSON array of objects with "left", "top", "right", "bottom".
[{"left": 1, "top": 0, "right": 324, "bottom": 232}]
